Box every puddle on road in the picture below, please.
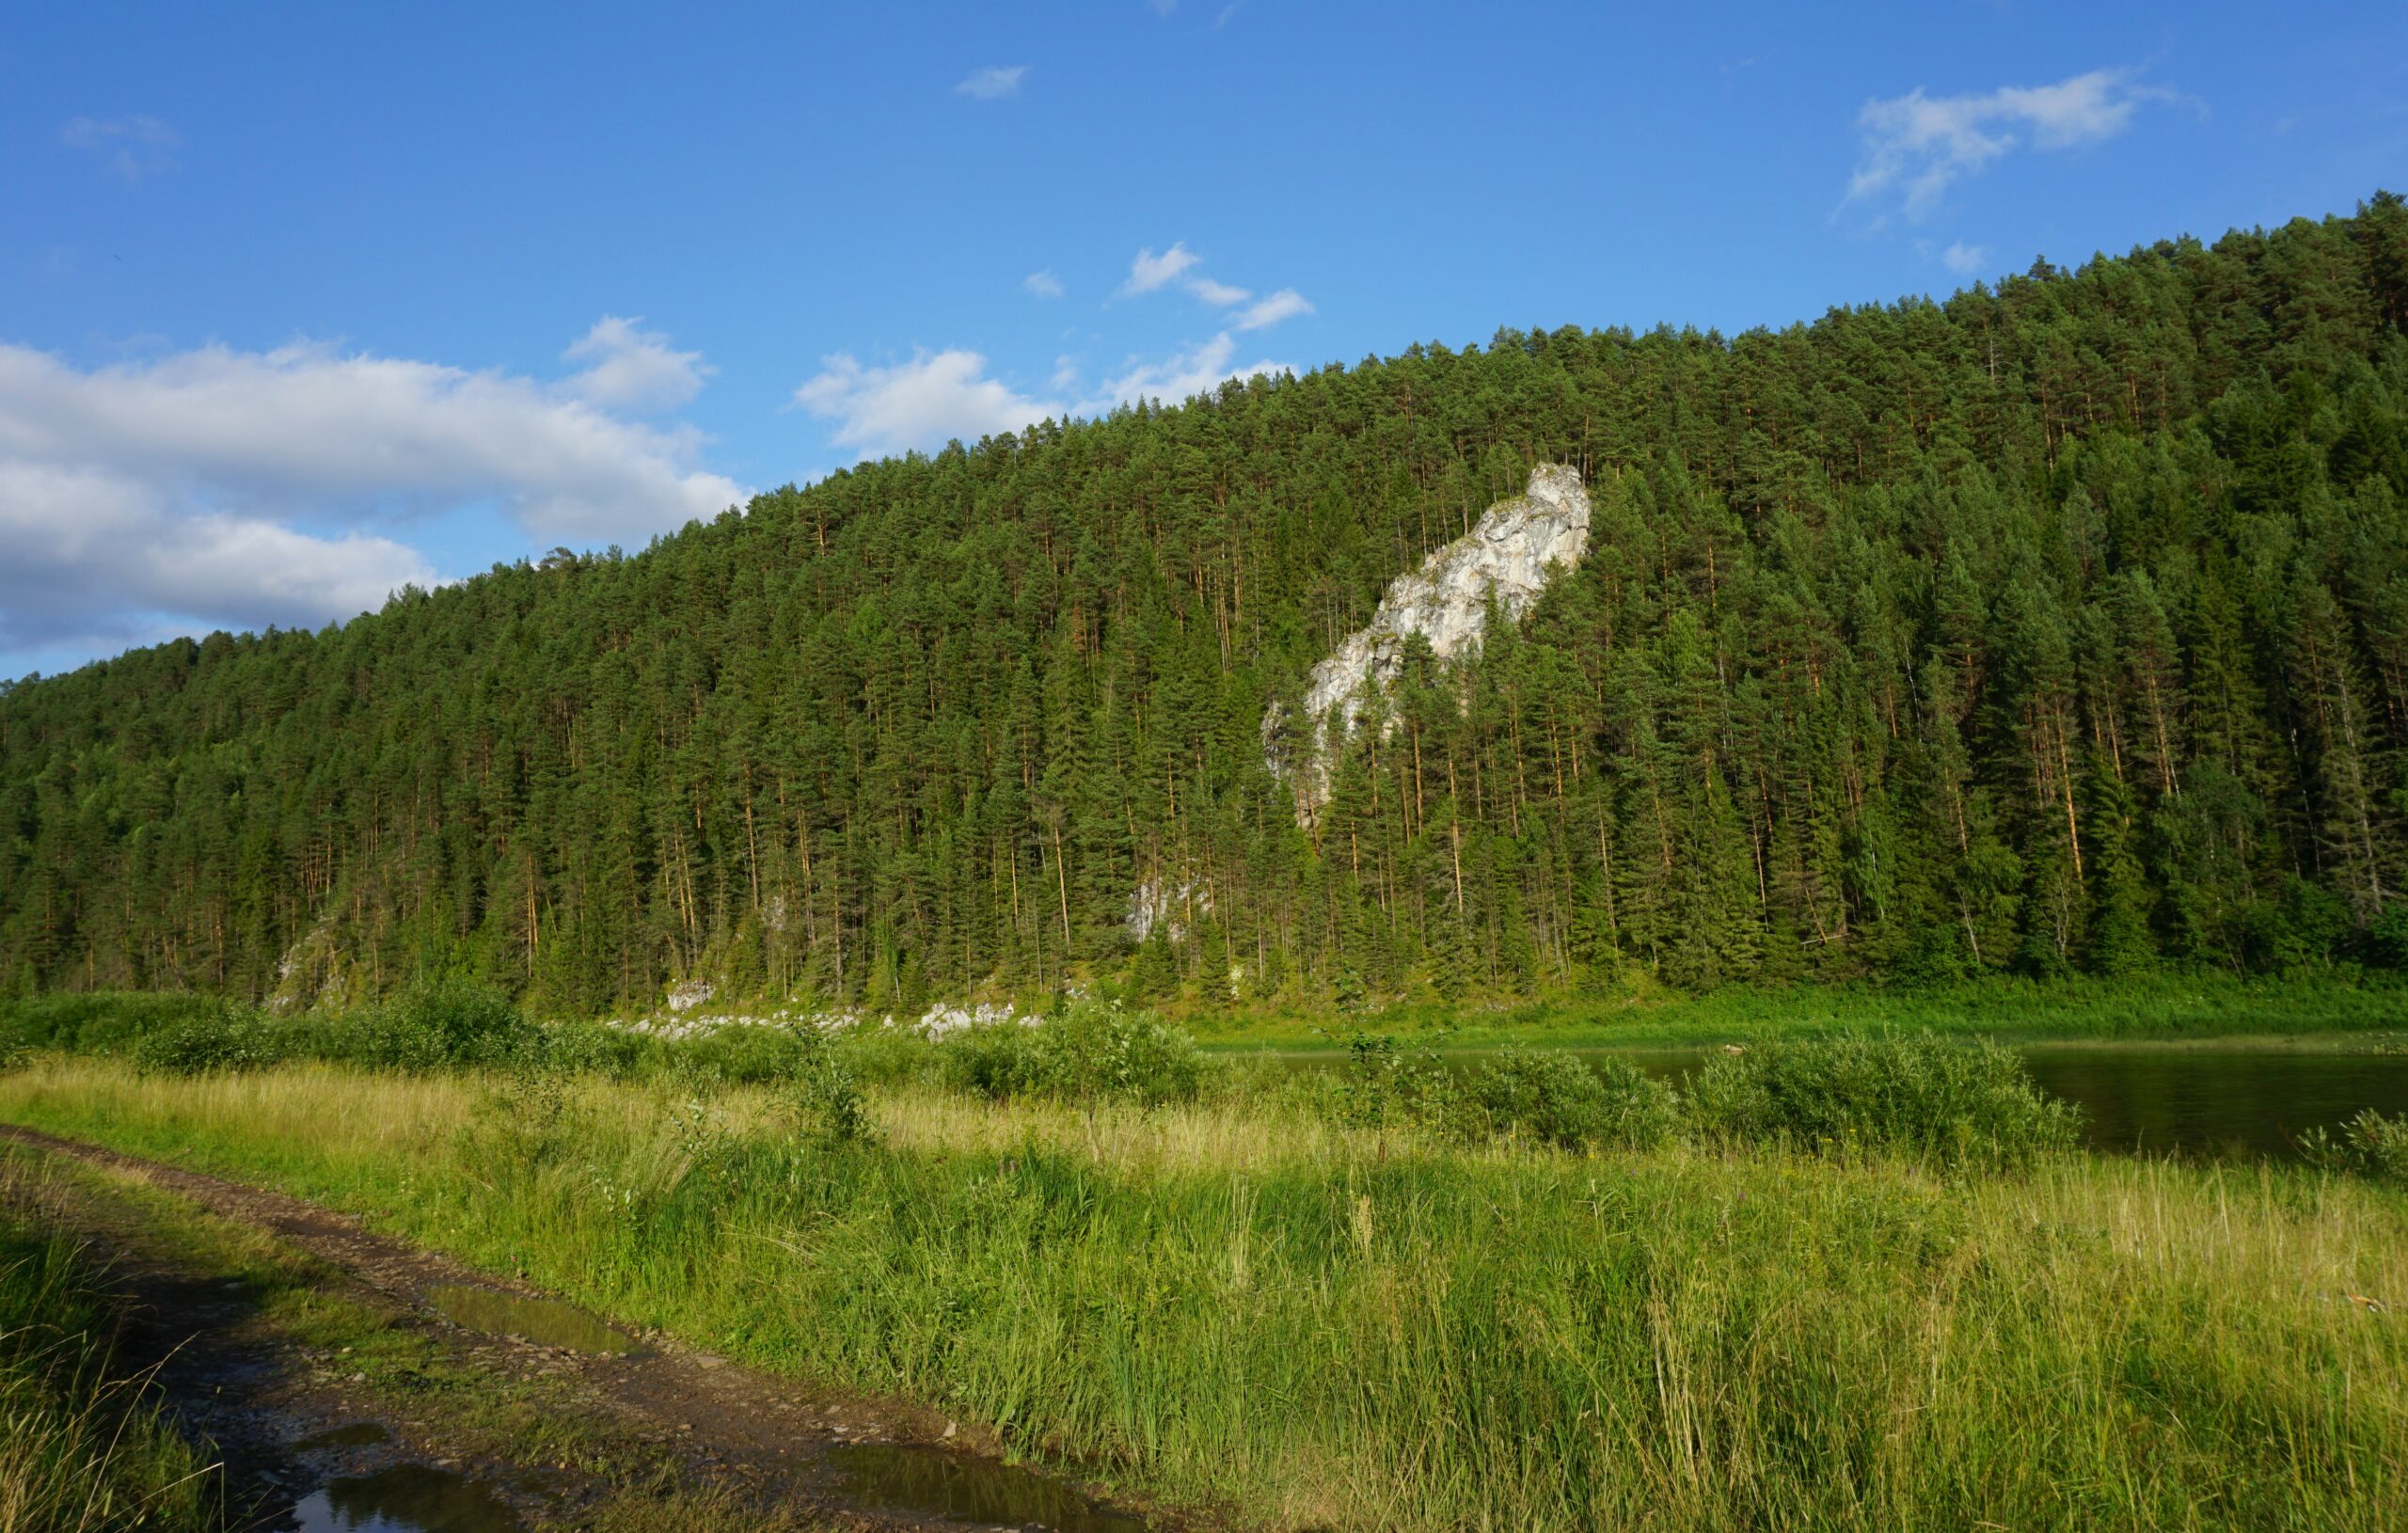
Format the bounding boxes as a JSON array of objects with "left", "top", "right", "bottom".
[
  {"left": 287, "top": 1464, "right": 526, "bottom": 1533},
  {"left": 828, "top": 1444, "right": 1148, "bottom": 1531},
  {"left": 295, "top": 1421, "right": 394, "bottom": 1452},
  {"left": 424, "top": 1284, "right": 636, "bottom": 1354}
]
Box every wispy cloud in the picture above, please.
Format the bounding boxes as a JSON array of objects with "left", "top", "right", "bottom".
[
  {"left": 1120, "top": 243, "right": 1200, "bottom": 295},
  {"left": 59, "top": 114, "right": 181, "bottom": 183},
  {"left": 795, "top": 350, "right": 1064, "bottom": 457},
  {"left": 1086, "top": 333, "right": 1287, "bottom": 410},
  {"left": 795, "top": 334, "right": 1295, "bottom": 459},
  {"left": 956, "top": 65, "right": 1027, "bottom": 101},
  {"left": 1119, "top": 244, "right": 1311, "bottom": 329},
  {"left": 1233, "top": 288, "right": 1312, "bottom": 330},
  {"left": 800, "top": 236, "right": 1307, "bottom": 460},
  {"left": 1846, "top": 68, "right": 2176, "bottom": 219},
  {"left": 1941, "top": 242, "right": 1989, "bottom": 277},
  {"left": 562, "top": 316, "right": 712, "bottom": 412}
]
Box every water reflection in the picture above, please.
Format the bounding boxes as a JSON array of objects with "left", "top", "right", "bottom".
[
  {"left": 1276, "top": 1044, "right": 2408, "bottom": 1160},
  {"left": 424, "top": 1285, "right": 635, "bottom": 1353},
  {"left": 2017, "top": 1047, "right": 2408, "bottom": 1159},
  {"left": 287, "top": 1465, "right": 525, "bottom": 1533},
  {"left": 828, "top": 1444, "right": 1147, "bottom": 1531}
]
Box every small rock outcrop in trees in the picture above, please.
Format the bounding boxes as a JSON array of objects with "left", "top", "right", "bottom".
[{"left": 1266, "top": 463, "right": 1591, "bottom": 825}]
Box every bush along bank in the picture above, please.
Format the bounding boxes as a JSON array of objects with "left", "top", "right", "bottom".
[
  {"left": 9, "top": 988, "right": 2093, "bottom": 1172},
  {"left": 49, "top": 986, "right": 2408, "bottom": 1181}
]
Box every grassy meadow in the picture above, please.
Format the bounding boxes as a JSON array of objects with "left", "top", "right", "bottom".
[{"left": 1, "top": 990, "right": 2405, "bottom": 1531}]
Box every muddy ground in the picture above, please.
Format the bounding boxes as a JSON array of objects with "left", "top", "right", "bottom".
[{"left": 0, "top": 1123, "right": 1160, "bottom": 1533}]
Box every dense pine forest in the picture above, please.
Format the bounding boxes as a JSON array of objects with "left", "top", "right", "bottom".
[{"left": 6, "top": 197, "right": 2408, "bottom": 1016}]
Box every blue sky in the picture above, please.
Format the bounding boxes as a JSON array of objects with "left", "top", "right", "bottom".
[{"left": 4, "top": 1, "right": 2404, "bottom": 679}]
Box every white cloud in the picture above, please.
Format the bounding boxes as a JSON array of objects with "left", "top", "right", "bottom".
[
  {"left": 956, "top": 65, "right": 1027, "bottom": 101},
  {"left": 59, "top": 114, "right": 180, "bottom": 183},
  {"left": 0, "top": 459, "right": 436, "bottom": 669},
  {"left": 1085, "top": 333, "right": 1289, "bottom": 411},
  {"left": 1125, "top": 245, "right": 1307, "bottom": 329},
  {"left": 1847, "top": 69, "right": 2170, "bottom": 219},
  {"left": 0, "top": 339, "right": 743, "bottom": 537},
  {"left": 796, "top": 333, "right": 1293, "bottom": 460},
  {"left": 1120, "top": 243, "right": 1199, "bottom": 295},
  {"left": 795, "top": 350, "right": 1065, "bottom": 456},
  {"left": 1941, "top": 242, "right": 1989, "bottom": 277},
  {"left": 1023, "top": 269, "right": 1065, "bottom": 299},
  {"left": 1233, "top": 288, "right": 1312, "bottom": 330},
  {"left": 1185, "top": 275, "right": 1251, "bottom": 307},
  {"left": 0, "top": 332, "right": 748, "bottom": 672},
  {"left": 562, "top": 315, "right": 711, "bottom": 411}
]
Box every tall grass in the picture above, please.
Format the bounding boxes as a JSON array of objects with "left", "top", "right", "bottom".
[
  {"left": 0, "top": 1193, "right": 220, "bottom": 1532},
  {"left": 3, "top": 1057, "right": 2402, "bottom": 1531}
]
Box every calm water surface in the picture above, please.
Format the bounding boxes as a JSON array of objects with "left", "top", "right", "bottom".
[
  {"left": 1286, "top": 1044, "right": 2408, "bottom": 1161},
  {"left": 827, "top": 1444, "right": 1148, "bottom": 1531},
  {"left": 2017, "top": 1047, "right": 2408, "bottom": 1158},
  {"left": 287, "top": 1465, "right": 524, "bottom": 1533},
  {"left": 423, "top": 1285, "right": 636, "bottom": 1353},
  {"left": 1614, "top": 1046, "right": 2408, "bottom": 1159}
]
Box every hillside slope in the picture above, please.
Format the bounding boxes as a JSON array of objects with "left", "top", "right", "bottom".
[{"left": 6, "top": 197, "right": 2408, "bottom": 1014}]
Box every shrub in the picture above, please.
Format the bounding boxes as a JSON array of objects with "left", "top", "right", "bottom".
[
  {"left": 1, "top": 991, "right": 242, "bottom": 1058},
  {"left": 1685, "top": 1032, "right": 2080, "bottom": 1167},
  {"left": 784, "top": 1026, "right": 873, "bottom": 1146},
  {"left": 2298, "top": 1110, "right": 2408, "bottom": 1185},
  {"left": 349, "top": 975, "right": 536, "bottom": 1069},
  {"left": 128, "top": 1002, "right": 284, "bottom": 1076},
  {"left": 671, "top": 1022, "right": 831, "bottom": 1084},
  {"left": 934, "top": 1000, "right": 1206, "bottom": 1106},
  {"left": 1041, "top": 999, "right": 1207, "bottom": 1104},
  {"left": 1328, "top": 1031, "right": 1460, "bottom": 1131},
  {"left": 1467, "top": 1047, "right": 1680, "bottom": 1151},
  {"left": 2239, "top": 877, "right": 2355, "bottom": 974},
  {"left": 936, "top": 1019, "right": 1047, "bottom": 1100},
  {"left": 534, "top": 1019, "right": 648, "bottom": 1077},
  {"left": 2364, "top": 905, "right": 2408, "bottom": 970},
  {"left": 832, "top": 1022, "right": 938, "bottom": 1089}
]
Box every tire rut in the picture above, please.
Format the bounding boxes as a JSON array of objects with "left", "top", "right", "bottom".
[{"left": 0, "top": 1122, "right": 1160, "bottom": 1532}]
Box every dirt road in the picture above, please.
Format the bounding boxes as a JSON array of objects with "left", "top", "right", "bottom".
[{"left": 0, "top": 1123, "right": 1154, "bottom": 1532}]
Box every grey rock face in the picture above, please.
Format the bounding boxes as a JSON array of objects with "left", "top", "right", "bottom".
[
  {"left": 1127, "top": 873, "right": 1212, "bottom": 943},
  {"left": 1267, "top": 464, "right": 1589, "bottom": 824}
]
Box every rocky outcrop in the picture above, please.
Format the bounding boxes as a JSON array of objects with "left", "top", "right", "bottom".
[
  {"left": 1266, "top": 464, "right": 1590, "bottom": 824},
  {"left": 1127, "top": 873, "right": 1212, "bottom": 943}
]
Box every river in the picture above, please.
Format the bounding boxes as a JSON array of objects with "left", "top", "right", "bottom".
[{"left": 1277, "top": 1041, "right": 2408, "bottom": 1161}]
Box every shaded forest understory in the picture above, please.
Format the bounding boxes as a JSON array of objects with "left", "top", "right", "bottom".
[{"left": 7, "top": 196, "right": 2408, "bottom": 1016}]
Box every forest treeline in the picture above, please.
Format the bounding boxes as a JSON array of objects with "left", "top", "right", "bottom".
[{"left": 6, "top": 197, "right": 2408, "bottom": 1015}]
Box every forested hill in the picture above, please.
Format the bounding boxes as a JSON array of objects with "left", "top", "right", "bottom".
[{"left": 8, "top": 198, "right": 2408, "bottom": 1015}]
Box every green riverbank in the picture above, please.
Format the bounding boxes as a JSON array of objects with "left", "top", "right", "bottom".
[
  {"left": 3, "top": 1055, "right": 2403, "bottom": 1532},
  {"left": 1178, "top": 973, "right": 2408, "bottom": 1051}
]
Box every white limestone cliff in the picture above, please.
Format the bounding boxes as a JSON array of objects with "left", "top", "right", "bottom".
[
  {"left": 1266, "top": 463, "right": 1590, "bottom": 825},
  {"left": 1127, "top": 873, "right": 1212, "bottom": 943}
]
